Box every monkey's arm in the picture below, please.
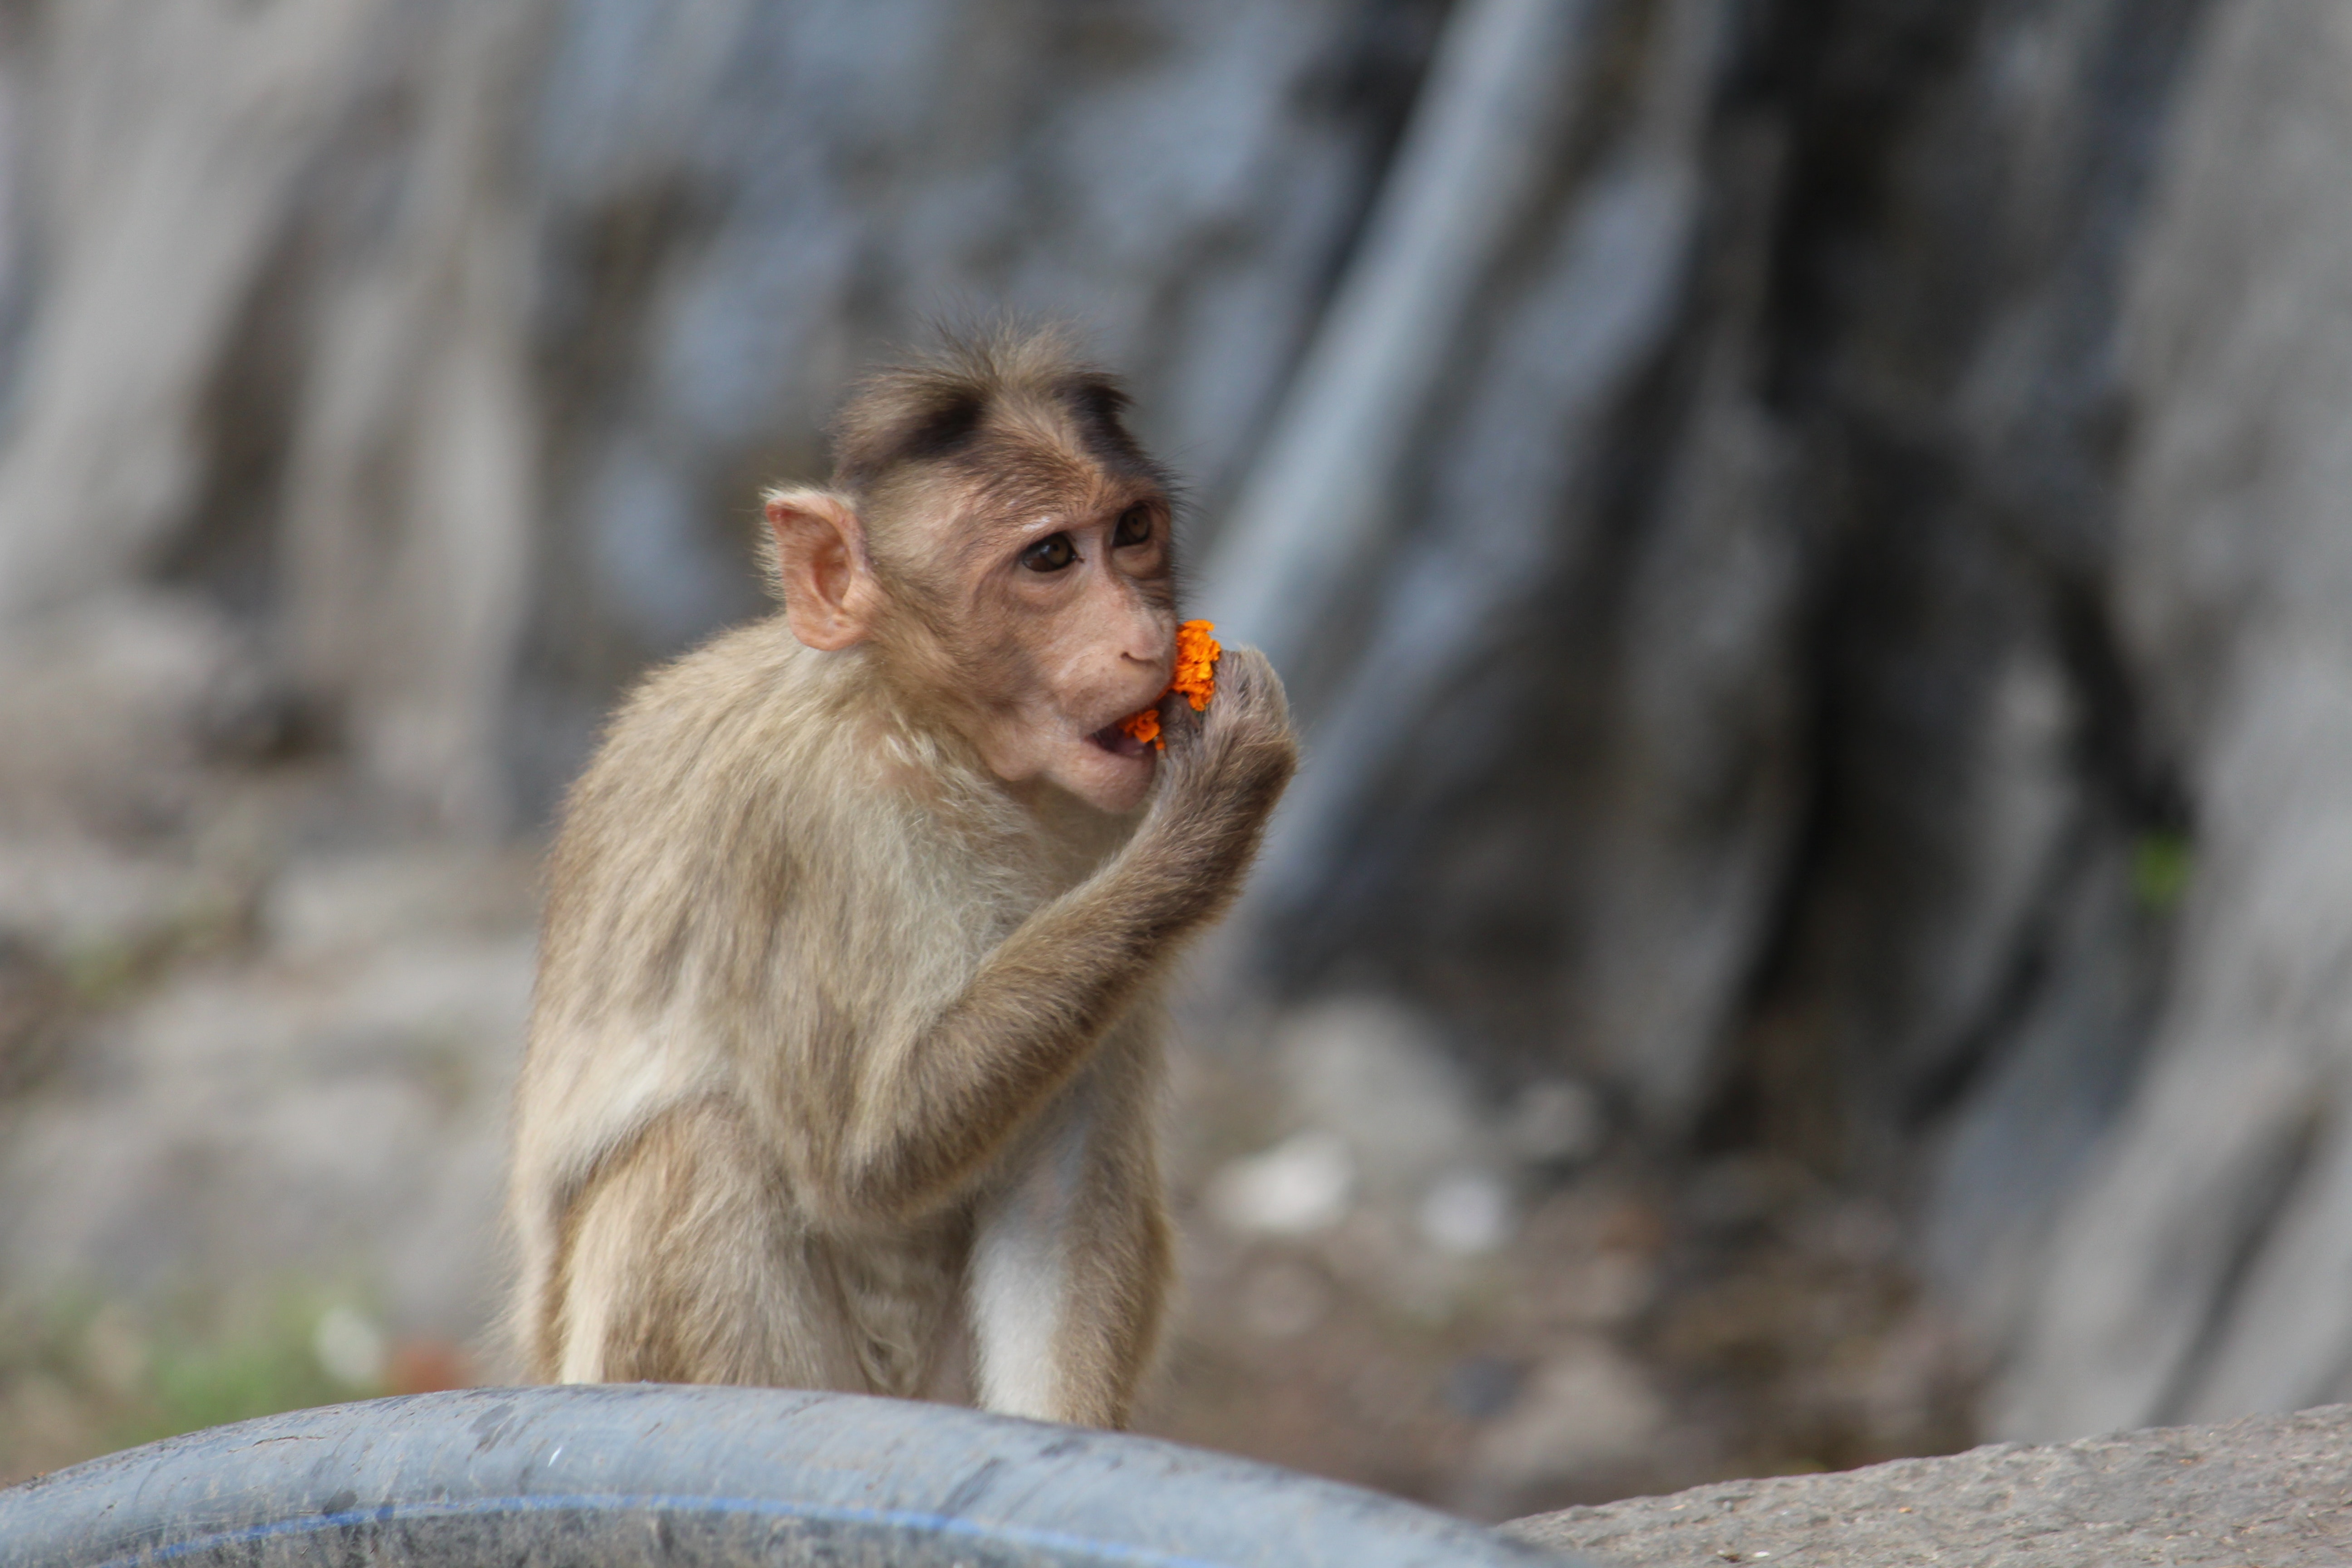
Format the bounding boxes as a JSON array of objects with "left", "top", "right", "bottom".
[{"left": 837, "top": 650, "right": 1295, "bottom": 1221}]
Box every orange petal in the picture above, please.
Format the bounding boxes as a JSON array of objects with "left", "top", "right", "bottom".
[{"left": 1118, "top": 707, "right": 1163, "bottom": 749}]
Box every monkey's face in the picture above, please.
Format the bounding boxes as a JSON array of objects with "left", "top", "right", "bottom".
[
  {"left": 766, "top": 399, "right": 1181, "bottom": 816},
  {"left": 923, "top": 489, "right": 1178, "bottom": 815}
]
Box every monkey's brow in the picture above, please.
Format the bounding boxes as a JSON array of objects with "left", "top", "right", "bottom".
[
  {"left": 976, "top": 479, "right": 1163, "bottom": 544},
  {"left": 923, "top": 481, "right": 1152, "bottom": 585},
  {"left": 957, "top": 437, "right": 1160, "bottom": 525}
]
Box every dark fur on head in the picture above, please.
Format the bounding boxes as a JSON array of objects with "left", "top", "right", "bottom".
[
  {"left": 830, "top": 324, "right": 1172, "bottom": 526},
  {"left": 755, "top": 323, "right": 1179, "bottom": 620}
]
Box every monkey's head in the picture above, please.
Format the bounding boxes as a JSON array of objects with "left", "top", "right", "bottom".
[{"left": 763, "top": 330, "right": 1180, "bottom": 814}]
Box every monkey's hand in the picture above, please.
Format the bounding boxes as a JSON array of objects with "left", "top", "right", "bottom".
[{"left": 1141, "top": 644, "right": 1298, "bottom": 926}]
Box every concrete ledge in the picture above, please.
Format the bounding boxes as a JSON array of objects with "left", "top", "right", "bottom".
[{"left": 1501, "top": 1404, "right": 2352, "bottom": 1566}]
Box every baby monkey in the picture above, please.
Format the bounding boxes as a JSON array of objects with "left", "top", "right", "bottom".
[{"left": 506, "top": 328, "right": 1297, "bottom": 1427}]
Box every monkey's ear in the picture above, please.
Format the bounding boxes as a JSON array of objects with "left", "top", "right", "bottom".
[{"left": 763, "top": 487, "right": 878, "bottom": 651}]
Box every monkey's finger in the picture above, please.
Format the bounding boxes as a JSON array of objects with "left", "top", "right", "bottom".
[
  {"left": 1155, "top": 687, "right": 1209, "bottom": 754},
  {"left": 1205, "top": 645, "right": 1289, "bottom": 727}
]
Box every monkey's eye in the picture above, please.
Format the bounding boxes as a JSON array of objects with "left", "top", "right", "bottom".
[
  {"left": 1112, "top": 507, "right": 1153, "bottom": 549},
  {"left": 1021, "top": 533, "right": 1078, "bottom": 573}
]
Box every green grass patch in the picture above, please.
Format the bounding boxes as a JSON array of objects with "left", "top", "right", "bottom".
[{"left": 2132, "top": 831, "right": 2194, "bottom": 911}]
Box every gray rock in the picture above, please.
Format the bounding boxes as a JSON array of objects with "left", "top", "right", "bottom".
[{"left": 1503, "top": 1403, "right": 2352, "bottom": 1567}]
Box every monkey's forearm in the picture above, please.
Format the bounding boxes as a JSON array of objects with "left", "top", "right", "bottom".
[{"left": 836, "top": 784, "right": 1276, "bottom": 1219}]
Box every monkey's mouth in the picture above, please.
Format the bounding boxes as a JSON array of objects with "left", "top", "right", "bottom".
[{"left": 1087, "top": 721, "right": 1150, "bottom": 759}]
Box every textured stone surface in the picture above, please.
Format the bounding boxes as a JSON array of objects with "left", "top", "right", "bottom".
[{"left": 1504, "top": 1404, "right": 2352, "bottom": 1567}]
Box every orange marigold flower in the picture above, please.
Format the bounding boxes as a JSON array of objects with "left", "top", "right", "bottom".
[
  {"left": 1117, "top": 620, "right": 1220, "bottom": 750},
  {"left": 1169, "top": 619, "right": 1220, "bottom": 711}
]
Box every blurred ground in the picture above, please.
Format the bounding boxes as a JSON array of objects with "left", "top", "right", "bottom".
[
  {"left": 0, "top": 591, "right": 514, "bottom": 1475},
  {"left": 0, "top": 586, "right": 1971, "bottom": 1513},
  {"left": 1146, "top": 1008, "right": 1975, "bottom": 1518}
]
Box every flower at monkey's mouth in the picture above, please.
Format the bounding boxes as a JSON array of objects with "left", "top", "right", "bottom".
[{"left": 1116, "top": 620, "right": 1220, "bottom": 751}]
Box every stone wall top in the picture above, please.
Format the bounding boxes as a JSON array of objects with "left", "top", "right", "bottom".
[{"left": 1503, "top": 1403, "right": 2352, "bottom": 1566}]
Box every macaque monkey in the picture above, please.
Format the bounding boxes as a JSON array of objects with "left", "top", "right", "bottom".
[{"left": 505, "top": 328, "right": 1297, "bottom": 1428}]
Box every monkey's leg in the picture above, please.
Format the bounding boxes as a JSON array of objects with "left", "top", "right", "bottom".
[
  {"left": 968, "top": 1044, "right": 1171, "bottom": 1429},
  {"left": 1046, "top": 1121, "right": 1171, "bottom": 1430},
  {"left": 549, "top": 1100, "right": 865, "bottom": 1390}
]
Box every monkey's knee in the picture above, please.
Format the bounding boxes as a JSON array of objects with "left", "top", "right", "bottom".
[
  {"left": 1073, "top": 1205, "right": 1173, "bottom": 1429},
  {"left": 970, "top": 1212, "right": 1166, "bottom": 1429}
]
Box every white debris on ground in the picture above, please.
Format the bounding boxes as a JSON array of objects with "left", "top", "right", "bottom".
[
  {"left": 310, "top": 1304, "right": 388, "bottom": 1390},
  {"left": 1206, "top": 1129, "right": 1357, "bottom": 1238}
]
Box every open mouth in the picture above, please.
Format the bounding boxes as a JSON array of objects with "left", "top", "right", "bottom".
[{"left": 1087, "top": 720, "right": 1150, "bottom": 759}]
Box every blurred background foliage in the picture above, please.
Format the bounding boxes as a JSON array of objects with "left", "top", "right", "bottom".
[{"left": 5, "top": 0, "right": 2352, "bottom": 1521}]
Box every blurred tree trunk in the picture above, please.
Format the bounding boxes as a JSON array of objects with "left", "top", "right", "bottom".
[
  {"left": 1995, "top": 0, "right": 2352, "bottom": 1439},
  {"left": 1240, "top": 0, "right": 2205, "bottom": 1393},
  {"left": 12, "top": 0, "right": 2352, "bottom": 1443}
]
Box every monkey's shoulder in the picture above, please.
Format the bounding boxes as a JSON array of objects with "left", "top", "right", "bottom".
[
  {"left": 569, "top": 622, "right": 868, "bottom": 797},
  {"left": 553, "top": 619, "right": 1030, "bottom": 887}
]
